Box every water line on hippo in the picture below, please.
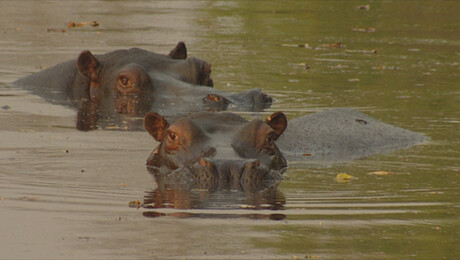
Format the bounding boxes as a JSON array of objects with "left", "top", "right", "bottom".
[{"left": 12, "top": 42, "right": 273, "bottom": 131}]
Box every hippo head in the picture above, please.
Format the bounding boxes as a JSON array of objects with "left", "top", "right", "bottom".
[
  {"left": 74, "top": 42, "right": 214, "bottom": 117},
  {"left": 144, "top": 111, "right": 287, "bottom": 189}
]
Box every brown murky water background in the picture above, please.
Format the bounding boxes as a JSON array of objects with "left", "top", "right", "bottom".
[{"left": 1, "top": 1, "right": 459, "bottom": 259}]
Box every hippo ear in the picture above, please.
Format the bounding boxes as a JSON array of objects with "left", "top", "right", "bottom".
[
  {"left": 77, "top": 50, "right": 100, "bottom": 81},
  {"left": 144, "top": 112, "right": 170, "bottom": 141},
  {"left": 168, "top": 41, "right": 187, "bottom": 59},
  {"left": 266, "top": 112, "right": 287, "bottom": 139}
]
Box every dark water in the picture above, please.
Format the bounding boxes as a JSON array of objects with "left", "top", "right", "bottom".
[{"left": 0, "top": 1, "right": 459, "bottom": 259}]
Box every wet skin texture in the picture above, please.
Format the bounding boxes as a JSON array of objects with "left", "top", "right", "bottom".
[
  {"left": 13, "top": 42, "right": 272, "bottom": 130},
  {"left": 144, "top": 109, "right": 427, "bottom": 187},
  {"left": 144, "top": 111, "right": 288, "bottom": 191},
  {"left": 278, "top": 108, "right": 428, "bottom": 164}
]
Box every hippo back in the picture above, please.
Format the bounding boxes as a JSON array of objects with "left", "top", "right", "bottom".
[{"left": 277, "top": 108, "right": 428, "bottom": 164}]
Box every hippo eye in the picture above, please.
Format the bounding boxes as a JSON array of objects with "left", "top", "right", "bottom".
[
  {"left": 165, "top": 131, "right": 183, "bottom": 153},
  {"left": 119, "top": 76, "right": 129, "bottom": 86},
  {"left": 168, "top": 131, "right": 178, "bottom": 141}
]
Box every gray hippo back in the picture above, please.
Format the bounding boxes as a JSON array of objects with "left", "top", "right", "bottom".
[{"left": 277, "top": 108, "right": 428, "bottom": 164}]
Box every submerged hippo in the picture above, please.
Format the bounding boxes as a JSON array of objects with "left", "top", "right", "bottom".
[
  {"left": 13, "top": 42, "right": 272, "bottom": 130},
  {"left": 277, "top": 108, "right": 428, "bottom": 165},
  {"left": 143, "top": 109, "right": 427, "bottom": 185},
  {"left": 143, "top": 111, "right": 288, "bottom": 191},
  {"left": 139, "top": 109, "right": 427, "bottom": 216}
]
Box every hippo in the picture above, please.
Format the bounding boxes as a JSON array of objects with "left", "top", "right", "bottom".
[
  {"left": 143, "top": 111, "right": 288, "bottom": 191},
  {"left": 143, "top": 109, "right": 427, "bottom": 184},
  {"left": 13, "top": 42, "right": 272, "bottom": 130},
  {"left": 139, "top": 109, "right": 427, "bottom": 217},
  {"left": 277, "top": 108, "right": 428, "bottom": 165}
]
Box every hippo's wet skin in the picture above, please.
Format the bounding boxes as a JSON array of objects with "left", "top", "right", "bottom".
[
  {"left": 144, "top": 109, "right": 427, "bottom": 188},
  {"left": 277, "top": 108, "right": 428, "bottom": 165},
  {"left": 144, "top": 111, "right": 288, "bottom": 191},
  {"left": 13, "top": 42, "right": 272, "bottom": 130}
]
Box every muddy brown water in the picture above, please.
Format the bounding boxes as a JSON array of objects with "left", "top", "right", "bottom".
[{"left": 1, "top": 1, "right": 459, "bottom": 259}]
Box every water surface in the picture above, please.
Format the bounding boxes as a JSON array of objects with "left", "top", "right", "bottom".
[{"left": 0, "top": 1, "right": 459, "bottom": 259}]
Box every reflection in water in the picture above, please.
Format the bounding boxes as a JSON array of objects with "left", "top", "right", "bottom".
[
  {"left": 76, "top": 95, "right": 146, "bottom": 131},
  {"left": 143, "top": 211, "right": 286, "bottom": 220},
  {"left": 142, "top": 167, "right": 286, "bottom": 220}
]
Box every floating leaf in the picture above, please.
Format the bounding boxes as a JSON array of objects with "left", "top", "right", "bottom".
[
  {"left": 47, "top": 28, "right": 66, "bottom": 33},
  {"left": 336, "top": 173, "right": 354, "bottom": 183},
  {"left": 297, "top": 43, "right": 310, "bottom": 48},
  {"left": 128, "top": 200, "right": 142, "bottom": 208},
  {"left": 67, "top": 21, "right": 99, "bottom": 29},
  {"left": 319, "top": 42, "right": 345, "bottom": 48},
  {"left": 240, "top": 204, "right": 256, "bottom": 209},
  {"left": 104, "top": 126, "right": 123, "bottom": 130},
  {"left": 355, "top": 4, "right": 370, "bottom": 10},
  {"left": 281, "top": 43, "right": 311, "bottom": 48},
  {"left": 368, "top": 171, "right": 390, "bottom": 176}
]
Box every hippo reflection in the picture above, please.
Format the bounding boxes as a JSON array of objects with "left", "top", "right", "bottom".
[
  {"left": 143, "top": 166, "right": 285, "bottom": 217},
  {"left": 13, "top": 42, "right": 272, "bottom": 130},
  {"left": 144, "top": 111, "right": 288, "bottom": 189},
  {"left": 142, "top": 146, "right": 286, "bottom": 220}
]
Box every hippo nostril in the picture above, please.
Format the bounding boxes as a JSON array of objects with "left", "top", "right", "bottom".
[
  {"left": 198, "top": 158, "right": 209, "bottom": 167},
  {"left": 197, "top": 157, "right": 219, "bottom": 170}
]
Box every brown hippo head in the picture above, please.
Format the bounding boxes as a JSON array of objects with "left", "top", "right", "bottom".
[
  {"left": 144, "top": 111, "right": 287, "bottom": 189},
  {"left": 14, "top": 42, "right": 272, "bottom": 131}
]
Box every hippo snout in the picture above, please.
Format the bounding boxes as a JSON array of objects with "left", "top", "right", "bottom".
[
  {"left": 253, "top": 91, "right": 273, "bottom": 107},
  {"left": 144, "top": 111, "right": 287, "bottom": 190},
  {"left": 245, "top": 88, "right": 272, "bottom": 108},
  {"left": 228, "top": 89, "right": 273, "bottom": 110},
  {"left": 193, "top": 158, "right": 282, "bottom": 189}
]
